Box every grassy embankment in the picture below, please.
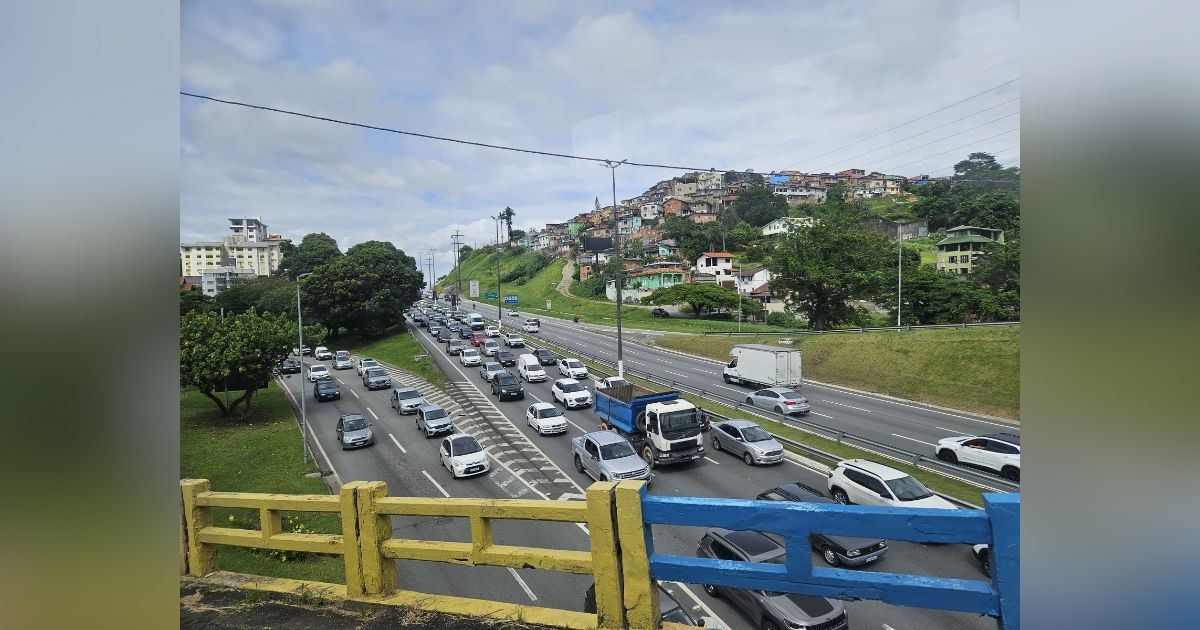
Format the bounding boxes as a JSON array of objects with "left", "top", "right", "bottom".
[
  {"left": 656, "top": 326, "right": 1019, "bottom": 420},
  {"left": 180, "top": 382, "right": 345, "bottom": 583},
  {"left": 343, "top": 329, "right": 448, "bottom": 388},
  {"left": 444, "top": 250, "right": 780, "bottom": 333}
]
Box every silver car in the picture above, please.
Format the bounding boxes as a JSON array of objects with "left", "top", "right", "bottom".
[
  {"left": 481, "top": 340, "right": 500, "bottom": 357},
  {"left": 335, "top": 414, "right": 375, "bottom": 450},
  {"left": 744, "top": 387, "right": 811, "bottom": 415},
  {"left": 710, "top": 420, "right": 784, "bottom": 465},
  {"left": 390, "top": 387, "right": 424, "bottom": 414},
  {"left": 416, "top": 404, "right": 455, "bottom": 438},
  {"left": 479, "top": 361, "right": 505, "bottom": 382},
  {"left": 333, "top": 350, "right": 353, "bottom": 370}
]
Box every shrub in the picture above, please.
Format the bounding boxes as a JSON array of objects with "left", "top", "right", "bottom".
[{"left": 767, "top": 311, "right": 802, "bottom": 328}]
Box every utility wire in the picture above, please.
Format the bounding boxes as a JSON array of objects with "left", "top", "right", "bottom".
[
  {"left": 878, "top": 129, "right": 1020, "bottom": 171},
  {"left": 853, "top": 114, "right": 1020, "bottom": 169}
]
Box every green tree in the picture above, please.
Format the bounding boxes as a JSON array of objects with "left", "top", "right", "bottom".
[
  {"left": 279, "top": 233, "right": 342, "bottom": 277},
  {"left": 729, "top": 221, "right": 762, "bottom": 248},
  {"left": 886, "top": 264, "right": 1016, "bottom": 325},
  {"left": 214, "top": 277, "right": 266, "bottom": 315},
  {"left": 768, "top": 211, "right": 893, "bottom": 330},
  {"left": 304, "top": 240, "right": 424, "bottom": 336},
  {"left": 646, "top": 283, "right": 741, "bottom": 318},
  {"left": 661, "top": 217, "right": 710, "bottom": 262},
  {"left": 180, "top": 289, "right": 214, "bottom": 317},
  {"left": 501, "top": 207, "right": 516, "bottom": 241},
  {"left": 971, "top": 239, "right": 1020, "bottom": 295},
  {"left": 731, "top": 185, "right": 789, "bottom": 227},
  {"left": 509, "top": 228, "right": 526, "bottom": 242},
  {"left": 953, "top": 152, "right": 1002, "bottom": 176},
  {"left": 821, "top": 183, "right": 849, "bottom": 213},
  {"left": 180, "top": 311, "right": 326, "bottom": 417}
]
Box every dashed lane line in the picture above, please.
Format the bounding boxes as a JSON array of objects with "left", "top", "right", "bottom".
[
  {"left": 420, "top": 470, "right": 451, "bottom": 498},
  {"left": 388, "top": 433, "right": 407, "bottom": 454},
  {"left": 820, "top": 399, "right": 870, "bottom": 413},
  {"left": 703, "top": 457, "right": 721, "bottom": 465},
  {"left": 367, "top": 407, "right": 379, "bottom": 420},
  {"left": 508, "top": 568, "right": 538, "bottom": 602},
  {"left": 350, "top": 389, "right": 360, "bottom": 399},
  {"left": 891, "top": 433, "right": 936, "bottom": 447}
]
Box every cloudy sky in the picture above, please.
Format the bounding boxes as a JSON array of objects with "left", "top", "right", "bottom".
[{"left": 181, "top": 0, "right": 1019, "bottom": 281}]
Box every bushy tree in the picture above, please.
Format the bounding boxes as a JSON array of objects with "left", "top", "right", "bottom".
[
  {"left": 971, "top": 239, "right": 1020, "bottom": 295},
  {"left": 304, "top": 240, "right": 424, "bottom": 336},
  {"left": 646, "top": 283, "right": 741, "bottom": 318},
  {"left": 731, "top": 185, "right": 789, "bottom": 227},
  {"left": 886, "top": 264, "right": 1017, "bottom": 324},
  {"left": 180, "top": 289, "right": 214, "bottom": 317},
  {"left": 279, "top": 233, "right": 342, "bottom": 277}
]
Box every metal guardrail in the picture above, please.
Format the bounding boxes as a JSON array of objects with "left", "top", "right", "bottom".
[{"left": 701, "top": 320, "right": 1020, "bottom": 336}]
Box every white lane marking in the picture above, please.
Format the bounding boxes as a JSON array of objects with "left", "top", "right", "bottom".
[
  {"left": 565, "top": 419, "right": 587, "bottom": 433},
  {"left": 663, "top": 370, "right": 689, "bottom": 377},
  {"left": 810, "top": 411, "right": 835, "bottom": 419},
  {"left": 883, "top": 624, "right": 898, "bottom": 630},
  {"left": 507, "top": 568, "right": 538, "bottom": 601},
  {"left": 367, "top": 407, "right": 379, "bottom": 420},
  {"left": 892, "top": 433, "right": 936, "bottom": 447},
  {"left": 672, "top": 582, "right": 730, "bottom": 630},
  {"left": 335, "top": 378, "right": 345, "bottom": 385},
  {"left": 388, "top": 433, "right": 407, "bottom": 454},
  {"left": 713, "top": 384, "right": 747, "bottom": 395},
  {"left": 937, "top": 426, "right": 967, "bottom": 434},
  {"left": 420, "top": 470, "right": 451, "bottom": 498},
  {"left": 703, "top": 456, "right": 721, "bottom": 465},
  {"left": 350, "top": 389, "right": 360, "bottom": 399},
  {"left": 277, "top": 377, "right": 343, "bottom": 486},
  {"left": 821, "top": 399, "right": 871, "bottom": 413},
  {"left": 576, "top": 523, "right": 589, "bottom": 535}
]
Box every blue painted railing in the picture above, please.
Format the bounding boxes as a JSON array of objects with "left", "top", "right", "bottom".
[{"left": 636, "top": 487, "right": 1019, "bottom": 629}]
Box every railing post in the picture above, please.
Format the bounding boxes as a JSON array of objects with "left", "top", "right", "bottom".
[
  {"left": 260, "top": 507, "right": 281, "bottom": 541},
  {"left": 586, "top": 481, "right": 623, "bottom": 629},
  {"left": 984, "top": 493, "right": 1020, "bottom": 630},
  {"left": 180, "top": 479, "right": 217, "bottom": 576},
  {"left": 340, "top": 481, "right": 366, "bottom": 599},
  {"left": 355, "top": 481, "right": 396, "bottom": 597},
  {"left": 470, "top": 515, "right": 493, "bottom": 563},
  {"left": 615, "top": 481, "right": 658, "bottom": 630}
]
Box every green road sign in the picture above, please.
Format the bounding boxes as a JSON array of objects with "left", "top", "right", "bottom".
[{"left": 484, "top": 291, "right": 498, "bottom": 299}]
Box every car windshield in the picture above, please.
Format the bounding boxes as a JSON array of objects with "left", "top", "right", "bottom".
[
  {"left": 606, "top": 378, "right": 629, "bottom": 387},
  {"left": 463, "top": 350, "right": 478, "bottom": 357},
  {"left": 366, "top": 368, "right": 385, "bottom": 377},
  {"left": 561, "top": 382, "right": 586, "bottom": 393},
  {"left": 311, "top": 366, "right": 327, "bottom": 372},
  {"left": 599, "top": 441, "right": 635, "bottom": 460},
  {"left": 537, "top": 350, "right": 553, "bottom": 358},
  {"left": 336, "top": 352, "right": 349, "bottom": 359},
  {"left": 660, "top": 409, "right": 702, "bottom": 434},
  {"left": 424, "top": 409, "right": 447, "bottom": 420},
  {"left": 537, "top": 407, "right": 562, "bottom": 418},
  {"left": 886, "top": 476, "right": 934, "bottom": 501},
  {"left": 497, "top": 352, "right": 512, "bottom": 359},
  {"left": 397, "top": 390, "right": 420, "bottom": 400},
  {"left": 742, "top": 426, "right": 772, "bottom": 442},
  {"left": 566, "top": 360, "right": 584, "bottom": 369},
  {"left": 362, "top": 361, "right": 378, "bottom": 367},
  {"left": 317, "top": 380, "right": 336, "bottom": 388},
  {"left": 451, "top": 437, "right": 482, "bottom": 455},
  {"left": 496, "top": 375, "right": 518, "bottom": 385},
  {"left": 342, "top": 417, "right": 368, "bottom": 431}
]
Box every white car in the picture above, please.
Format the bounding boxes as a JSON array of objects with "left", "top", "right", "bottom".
[
  {"left": 485, "top": 325, "right": 500, "bottom": 337},
  {"left": 332, "top": 350, "right": 353, "bottom": 370},
  {"left": 307, "top": 364, "right": 330, "bottom": 382},
  {"left": 313, "top": 346, "right": 333, "bottom": 360},
  {"left": 827, "top": 459, "right": 958, "bottom": 510},
  {"left": 594, "top": 376, "right": 630, "bottom": 391},
  {"left": 503, "top": 333, "right": 525, "bottom": 348},
  {"left": 935, "top": 433, "right": 1021, "bottom": 482},
  {"left": 526, "top": 402, "right": 568, "bottom": 436},
  {"left": 557, "top": 357, "right": 589, "bottom": 379},
  {"left": 522, "top": 320, "right": 539, "bottom": 333},
  {"left": 481, "top": 340, "right": 500, "bottom": 357},
  {"left": 552, "top": 378, "right": 592, "bottom": 409},
  {"left": 440, "top": 433, "right": 490, "bottom": 478},
  {"left": 357, "top": 358, "right": 380, "bottom": 376},
  {"left": 459, "top": 349, "right": 482, "bottom": 366},
  {"left": 509, "top": 310, "right": 520, "bottom": 317}
]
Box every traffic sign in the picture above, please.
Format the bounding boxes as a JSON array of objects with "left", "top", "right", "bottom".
[
  {"left": 469, "top": 280, "right": 480, "bottom": 298},
  {"left": 503, "top": 294, "right": 518, "bottom": 305},
  {"left": 484, "top": 291, "right": 498, "bottom": 300}
]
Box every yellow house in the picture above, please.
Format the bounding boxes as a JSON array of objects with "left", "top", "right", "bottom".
[{"left": 935, "top": 226, "right": 1004, "bottom": 274}]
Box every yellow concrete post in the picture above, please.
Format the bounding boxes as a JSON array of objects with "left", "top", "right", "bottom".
[
  {"left": 470, "top": 515, "right": 493, "bottom": 564},
  {"left": 260, "top": 507, "right": 282, "bottom": 540},
  {"left": 586, "top": 482, "right": 623, "bottom": 629},
  {"left": 340, "top": 482, "right": 366, "bottom": 599},
  {"left": 615, "top": 481, "right": 658, "bottom": 630},
  {"left": 355, "top": 481, "right": 396, "bottom": 597},
  {"left": 180, "top": 479, "right": 218, "bottom": 577}
]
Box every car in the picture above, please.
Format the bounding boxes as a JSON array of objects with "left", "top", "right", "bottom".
[
  {"left": 757, "top": 483, "right": 889, "bottom": 566},
  {"left": 522, "top": 320, "right": 540, "bottom": 333},
  {"left": 428, "top": 325, "right": 442, "bottom": 336},
  {"left": 390, "top": 387, "right": 425, "bottom": 414},
  {"left": 594, "top": 376, "right": 630, "bottom": 391},
  {"left": 436, "top": 329, "right": 452, "bottom": 343},
  {"left": 469, "top": 331, "right": 487, "bottom": 347},
  {"left": 710, "top": 420, "right": 784, "bottom": 465},
  {"left": 490, "top": 372, "right": 525, "bottom": 400},
  {"left": 313, "top": 346, "right": 333, "bottom": 360},
  {"left": 556, "top": 357, "right": 589, "bottom": 379},
  {"left": 525, "top": 402, "right": 568, "bottom": 436},
  {"left": 935, "top": 433, "right": 1021, "bottom": 482},
  {"left": 517, "top": 354, "right": 547, "bottom": 382},
  {"left": 446, "top": 339, "right": 466, "bottom": 355},
  {"left": 509, "top": 310, "right": 520, "bottom": 317},
  {"left": 293, "top": 345, "right": 312, "bottom": 356},
  {"left": 533, "top": 348, "right": 556, "bottom": 366},
  {"left": 484, "top": 325, "right": 500, "bottom": 337},
  {"left": 307, "top": 364, "right": 330, "bottom": 382},
  {"left": 362, "top": 366, "right": 392, "bottom": 390},
  {"left": 973, "top": 544, "right": 992, "bottom": 577},
  {"left": 439, "top": 433, "right": 490, "bottom": 478},
  {"left": 356, "top": 358, "right": 380, "bottom": 376},
  {"left": 459, "top": 348, "right": 482, "bottom": 366},
  {"left": 332, "top": 350, "right": 353, "bottom": 370},
  {"left": 417, "top": 317, "right": 429, "bottom": 328},
  {"left": 495, "top": 350, "right": 516, "bottom": 367},
  {"left": 744, "top": 387, "right": 811, "bottom": 415},
  {"left": 416, "top": 404, "right": 455, "bottom": 438},
  {"left": 446, "top": 323, "right": 461, "bottom": 334},
  {"left": 335, "top": 414, "right": 375, "bottom": 450},
  {"left": 583, "top": 583, "right": 704, "bottom": 627},
  {"left": 459, "top": 327, "right": 473, "bottom": 339},
  {"left": 827, "top": 459, "right": 958, "bottom": 510},
  {"left": 481, "top": 339, "right": 500, "bottom": 356},
  {"left": 651, "top": 307, "right": 669, "bottom": 318},
  {"left": 571, "top": 431, "right": 651, "bottom": 483},
  {"left": 697, "top": 529, "right": 848, "bottom": 630},
  {"left": 502, "top": 333, "right": 524, "bottom": 347},
  {"left": 479, "top": 362, "right": 506, "bottom": 382},
  {"left": 279, "top": 358, "right": 302, "bottom": 374},
  {"left": 313, "top": 377, "right": 341, "bottom": 401},
  {"left": 551, "top": 378, "right": 592, "bottom": 408}
]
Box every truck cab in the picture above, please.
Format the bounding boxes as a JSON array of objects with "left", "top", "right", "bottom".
[{"left": 593, "top": 385, "right": 706, "bottom": 469}]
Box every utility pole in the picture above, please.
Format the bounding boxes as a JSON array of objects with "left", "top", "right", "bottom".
[
  {"left": 603, "top": 160, "right": 628, "bottom": 377},
  {"left": 451, "top": 230, "right": 464, "bottom": 311},
  {"left": 737, "top": 265, "right": 743, "bottom": 333},
  {"left": 430, "top": 250, "right": 437, "bottom": 302},
  {"left": 494, "top": 214, "right": 503, "bottom": 327},
  {"left": 897, "top": 223, "right": 903, "bottom": 327},
  {"left": 295, "top": 272, "right": 313, "bottom": 463}
]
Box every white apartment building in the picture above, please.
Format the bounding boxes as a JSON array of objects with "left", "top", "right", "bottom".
[
  {"left": 640, "top": 202, "right": 663, "bottom": 220},
  {"left": 228, "top": 217, "right": 269, "bottom": 242},
  {"left": 696, "top": 171, "right": 723, "bottom": 191},
  {"left": 761, "top": 216, "right": 816, "bottom": 236},
  {"left": 200, "top": 266, "right": 257, "bottom": 297},
  {"left": 180, "top": 235, "right": 284, "bottom": 280}
]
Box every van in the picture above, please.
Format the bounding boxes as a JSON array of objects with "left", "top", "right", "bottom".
[
  {"left": 517, "top": 353, "right": 547, "bottom": 382},
  {"left": 468, "top": 312, "right": 486, "bottom": 331}
]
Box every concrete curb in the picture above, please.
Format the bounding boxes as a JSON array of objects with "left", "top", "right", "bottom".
[{"left": 782, "top": 449, "right": 832, "bottom": 475}]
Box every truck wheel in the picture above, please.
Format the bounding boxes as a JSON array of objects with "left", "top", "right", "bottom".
[
  {"left": 642, "top": 446, "right": 656, "bottom": 469},
  {"left": 723, "top": 375, "right": 731, "bottom": 384},
  {"left": 574, "top": 455, "right": 585, "bottom": 473}
]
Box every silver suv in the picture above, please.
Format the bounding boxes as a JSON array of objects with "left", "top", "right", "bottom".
[
  {"left": 416, "top": 404, "right": 454, "bottom": 438},
  {"left": 390, "top": 387, "right": 424, "bottom": 414}
]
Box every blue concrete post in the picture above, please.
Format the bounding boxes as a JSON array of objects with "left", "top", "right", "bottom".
[{"left": 983, "top": 493, "right": 1020, "bottom": 630}]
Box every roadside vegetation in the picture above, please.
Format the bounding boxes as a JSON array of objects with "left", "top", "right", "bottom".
[
  {"left": 342, "top": 328, "right": 448, "bottom": 388},
  {"left": 655, "top": 326, "right": 1020, "bottom": 420},
  {"left": 180, "top": 382, "right": 345, "bottom": 583}
]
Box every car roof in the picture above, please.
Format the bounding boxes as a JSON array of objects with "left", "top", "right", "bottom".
[
  {"left": 712, "top": 529, "right": 783, "bottom": 558},
  {"left": 530, "top": 401, "right": 556, "bottom": 410},
  {"left": 310, "top": 364, "right": 327, "bottom": 369},
  {"left": 838, "top": 459, "right": 908, "bottom": 480},
  {"left": 449, "top": 434, "right": 479, "bottom": 448},
  {"left": 562, "top": 357, "right": 582, "bottom": 363},
  {"left": 340, "top": 413, "right": 364, "bottom": 421},
  {"left": 555, "top": 378, "right": 581, "bottom": 386},
  {"left": 719, "top": 419, "right": 760, "bottom": 430},
  {"left": 360, "top": 357, "right": 377, "bottom": 362},
  {"left": 589, "top": 431, "right": 627, "bottom": 446},
  {"left": 981, "top": 432, "right": 1021, "bottom": 445},
  {"left": 763, "top": 483, "right": 833, "bottom": 504},
  {"left": 395, "top": 387, "right": 419, "bottom": 394},
  {"left": 418, "top": 404, "right": 444, "bottom": 413},
  {"left": 484, "top": 362, "right": 501, "bottom": 368}
]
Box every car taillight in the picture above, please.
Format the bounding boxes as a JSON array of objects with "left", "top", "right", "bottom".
[{"left": 784, "top": 400, "right": 797, "bottom": 404}]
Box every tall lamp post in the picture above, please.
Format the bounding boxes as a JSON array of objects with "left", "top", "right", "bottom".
[
  {"left": 603, "top": 160, "right": 627, "bottom": 377},
  {"left": 295, "top": 271, "right": 313, "bottom": 463}
]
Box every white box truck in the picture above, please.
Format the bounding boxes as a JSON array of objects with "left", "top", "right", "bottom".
[{"left": 722, "top": 344, "right": 803, "bottom": 388}]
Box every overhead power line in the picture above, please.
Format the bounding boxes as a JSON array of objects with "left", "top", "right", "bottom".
[
  {"left": 879, "top": 129, "right": 1020, "bottom": 171},
  {"left": 852, "top": 114, "right": 1020, "bottom": 169}
]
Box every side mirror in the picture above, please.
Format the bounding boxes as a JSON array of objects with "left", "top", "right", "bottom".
[{"left": 590, "top": 454, "right": 599, "bottom": 461}]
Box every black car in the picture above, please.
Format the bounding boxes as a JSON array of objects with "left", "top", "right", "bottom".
[
  {"left": 436, "top": 329, "right": 452, "bottom": 343},
  {"left": 652, "top": 307, "right": 669, "bottom": 318},
  {"left": 495, "top": 350, "right": 516, "bottom": 367},
  {"left": 459, "top": 327, "right": 473, "bottom": 339},
  {"left": 313, "top": 377, "right": 341, "bottom": 401},
  {"left": 756, "top": 483, "right": 888, "bottom": 567},
  {"left": 279, "top": 358, "right": 302, "bottom": 374},
  {"left": 534, "top": 348, "right": 557, "bottom": 366},
  {"left": 491, "top": 372, "right": 525, "bottom": 400}
]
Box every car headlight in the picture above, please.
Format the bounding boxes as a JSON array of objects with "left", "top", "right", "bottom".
[
  {"left": 785, "top": 620, "right": 806, "bottom": 630},
  {"left": 751, "top": 446, "right": 764, "bottom": 454},
  {"left": 846, "top": 549, "right": 861, "bottom": 557}
]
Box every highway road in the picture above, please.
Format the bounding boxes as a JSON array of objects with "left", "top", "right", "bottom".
[{"left": 402, "top": 313, "right": 1000, "bottom": 630}]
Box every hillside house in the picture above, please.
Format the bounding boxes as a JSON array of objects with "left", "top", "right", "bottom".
[
  {"left": 761, "top": 216, "right": 815, "bottom": 236},
  {"left": 640, "top": 202, "right": 662, "bottom": 220},
  {"left": 695, "top": 252, "right": 735, "bottom": 279},
  {"left": 936, "top": 225, "right": 1004, "bottom": 274}
]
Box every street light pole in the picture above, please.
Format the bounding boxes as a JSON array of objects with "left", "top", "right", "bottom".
[
  {"left": 737, "top": 264, "right": 743, "bottom": 333},
  {"left": 603, "top": 160, "right": 627, "bottom": 377},
  {"left": 897, "top": 223, "right": 903, "bottom": 327},
  {"left": 494, "top": 214, "right": 503, "bottom": 326},
  {"left": 295, "top": 272, "right": 313, "bottom": 463}
]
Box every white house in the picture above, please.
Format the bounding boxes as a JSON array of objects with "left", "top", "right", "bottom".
[
  {"left": 617, "top": 215, "right": 643, "bottom": 235},
  {"left": 761, "top": 216, "right": 815, "bottom": 236},
  {"left": 640, "top": 202, "right": 662, "bottom": 220},
  {"left": 734, "top": 266, "right": 773, "bottom": 294},
  {"left": 694, "top": 252, "right": 735, "bottom": 279}
]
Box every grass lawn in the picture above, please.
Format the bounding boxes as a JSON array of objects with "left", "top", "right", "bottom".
[
  {"left": 655, "top": 327, "right": 1019, "bottom": 420},
  {"left": 342, "top": 328, "right": 447, "bottom": 388},
  {"left": 180, "top": 383, "right": 345, "bottom": 583}
]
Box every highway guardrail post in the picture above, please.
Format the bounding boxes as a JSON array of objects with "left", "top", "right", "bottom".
[
  {"left": 615, "top": 481, "right": 658, "bottom": 630},
  {"left": 340, "top": 481, "right": 366, "bottom": 598},
  {"left": 586, "top": 482, "right": 623, "bottom": 629},
  {"left": 180, "top": 479, "right": 218, "bottom": 577},
  {"left": 355, "top": 481, "right": 396, "bottom": 597}
]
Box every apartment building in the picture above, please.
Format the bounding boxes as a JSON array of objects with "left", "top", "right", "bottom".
[
  {"left": 936, "top": 226, "right": 1005, "bottom": 274},
  {"left": 199, "top": 266, "right": 257, "bottom": 297}
]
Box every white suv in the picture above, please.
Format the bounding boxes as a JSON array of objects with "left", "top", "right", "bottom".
[
  {"left": 827, "top": 459, "right": 957, "bottom": 510},
  {"left": 936, "top": 433, "right": 1021, "bottom": 482}
]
